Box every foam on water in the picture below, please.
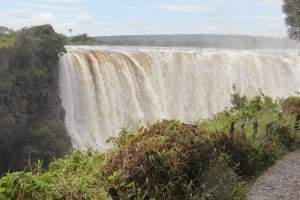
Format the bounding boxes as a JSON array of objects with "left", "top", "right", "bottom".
[{"left": 59, "top": 46, "right": 300, "bottom": 150}]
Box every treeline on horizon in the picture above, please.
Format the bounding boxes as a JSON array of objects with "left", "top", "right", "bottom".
[
  {"left": 97, "top": 34, "right": 300, "bottom": 49},
  {"left": 2, "top": 25, "right": 300, "bottom": 49},
  {"left": 37, "top": 31, "right": 300, "bottom": 49}
]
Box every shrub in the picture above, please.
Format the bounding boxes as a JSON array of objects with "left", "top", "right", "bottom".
[
  {"left": 102, "top": 120, "right": 247, "bottom": 200},
  {"left": 0, "top": 95, "right": 299, "bottom": 200},
  {"left": 0, "top": 151, "right": 109, "bottom": 199}
]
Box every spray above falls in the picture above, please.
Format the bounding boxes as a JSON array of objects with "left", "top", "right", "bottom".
[{"left": 59, "top": 46, "right": 300, "bottom": 150}]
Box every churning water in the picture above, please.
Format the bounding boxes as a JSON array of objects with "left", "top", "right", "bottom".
[{"left": 59, "top": 46, "right": 300, "bottom": 150}]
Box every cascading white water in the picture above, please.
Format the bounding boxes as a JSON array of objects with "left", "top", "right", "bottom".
[{"left": 59, "top": 46, "right": 300, "bottom": 150}]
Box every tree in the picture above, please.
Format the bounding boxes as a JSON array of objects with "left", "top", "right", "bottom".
[
  {"left": 0, "top": 26, "right": 14, "bottom": 35},
  {"left": 0, "top": 25, "right": 71, "bottom": 175},
  {"left": 71, "top": 33, "right": 89, "bottom": 42},
  {"left": 283, "top": 0, "right": 300, "bottom": 41},
  {"left": 0, "top": 26, "right": 15, "bottom": 48}
]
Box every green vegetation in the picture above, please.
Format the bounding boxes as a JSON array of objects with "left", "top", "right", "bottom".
[
  {"left": 0, "top": 25, "right": 71, "bottom": 175},
  {"left": 0, "top": 151, "right": 109, "bottom": 199},
  {"left": 283, "top": 0, "right": 300, "bottom": 41},
  {"left": 98, "top": 34, "right": 300, "bottom": 49},
  {"left": 1, "top": 91, "right": 299, "bottom": 199},
  {"left": 0, "top": 26, "right": 15, "bottom": 48},
  {"left": 0, "top": 36, "right": 15, "bottom": 48},
  {"left": 67, "top": 33, "right": 103, "bottom": 45}
]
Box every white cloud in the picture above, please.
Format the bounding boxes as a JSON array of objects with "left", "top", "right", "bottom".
[
  {"left": 223, "top": 15, "right": 285, "bottom": 20},
  {"left": 200, "top": 25, "right": 240, "bottom": 35},
  {"left": 125, "top": 20, "right": 147, "bottom": 34},
  {"left": 265, "top": 22, "right": 286, "bottom": 36},
  {"left": 155, "top": 4, "right": 214, "bottom": 12},
  {"left": 0, "top": 7, "right": 104, "bottom": 36},
  {"left": 201, "top": 25, "right": 222, "bottom": 34},
  {"left": 255, "top": 0, "right": 283, "bottom": 6},
  {"left": 0, "top": 8, "right": 58, "bottom": 29},
  {"left": 127, "top": 20, "right": 146, "bottom": 29},
  {"left": 39, "top": 0, "right": 87, "bottom": 2},
  {"left": 76, "top": 14, "right": 95, "bottom": 24},
  {"left": 119, "top": 5, "right": 141, "bottom": 9},
  {"left": 1, "top": 8, "right": 35, "bottom": 18},
  {"left": 0, "top": 0, "right": 287, "bottom": 37},
  {"left": 39, "top": 12, "right": 56, "bottom": 23},
  {"left": 17, "top": 2, "right": 78, "bottom": 11},
  {"left": 99, "top": 27, "right": 112, "bottom": 32}
]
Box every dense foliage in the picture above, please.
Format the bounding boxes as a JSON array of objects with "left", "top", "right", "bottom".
[
  {"left": 283, "top": 0, "right": 300, "bottom": 41},
  {"left": 0, "top": 151, "right": 109, "bottom": 199},
  {"left": 0, "top": 26, "right": 15, "bottom": 48},
  {"left": 0, "top": 25, "right": 71, "bottom": 175},
  {"left": 67, "top": 33, "right": 103, "bottom": 45},
  {"left": 1, "top": 93, "right": 299, "bottom": 200}
]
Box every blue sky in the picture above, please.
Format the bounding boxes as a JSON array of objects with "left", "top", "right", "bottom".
[{"left": 0, "top": 0, "right": 287, "bottom": 37}]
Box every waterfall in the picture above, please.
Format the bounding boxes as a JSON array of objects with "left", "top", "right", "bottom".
[{"left": 59, "top": 46, "right": 300, "bottom": 150}]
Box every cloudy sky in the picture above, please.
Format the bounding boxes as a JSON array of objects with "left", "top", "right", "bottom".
[{"left": 0, "top": 0, "right": 287, "bottom": 37}]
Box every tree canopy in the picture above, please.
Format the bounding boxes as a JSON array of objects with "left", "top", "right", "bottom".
[
  {"left": 0, "top": 26, "right": 15, "bottom": 48},
  {"left": 0, "top": 25, "right": 71, "bottom": 175},
  {"left": 67, "top": 33, "right": 103, "bottom": 45},
  {"left": 0, "top": 26, "right": 14, "bottom": 35},
  {"left": 283, "top": 0, "right": 300, "bottom": 41}
]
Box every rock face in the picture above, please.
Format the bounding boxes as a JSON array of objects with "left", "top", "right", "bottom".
[{"left": 247, "top": 149, "right": 300, "bottom": 200}]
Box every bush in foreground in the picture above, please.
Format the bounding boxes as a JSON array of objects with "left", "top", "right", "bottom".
[
  {"left": 102, "top": 120, "right": 247, "bottom": 199},
  {"left": 0, "top": 95, "right": 299, "bottom": 199},
  {"left": 0, "top": 151, "right": 109, "bottom": 199}
]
